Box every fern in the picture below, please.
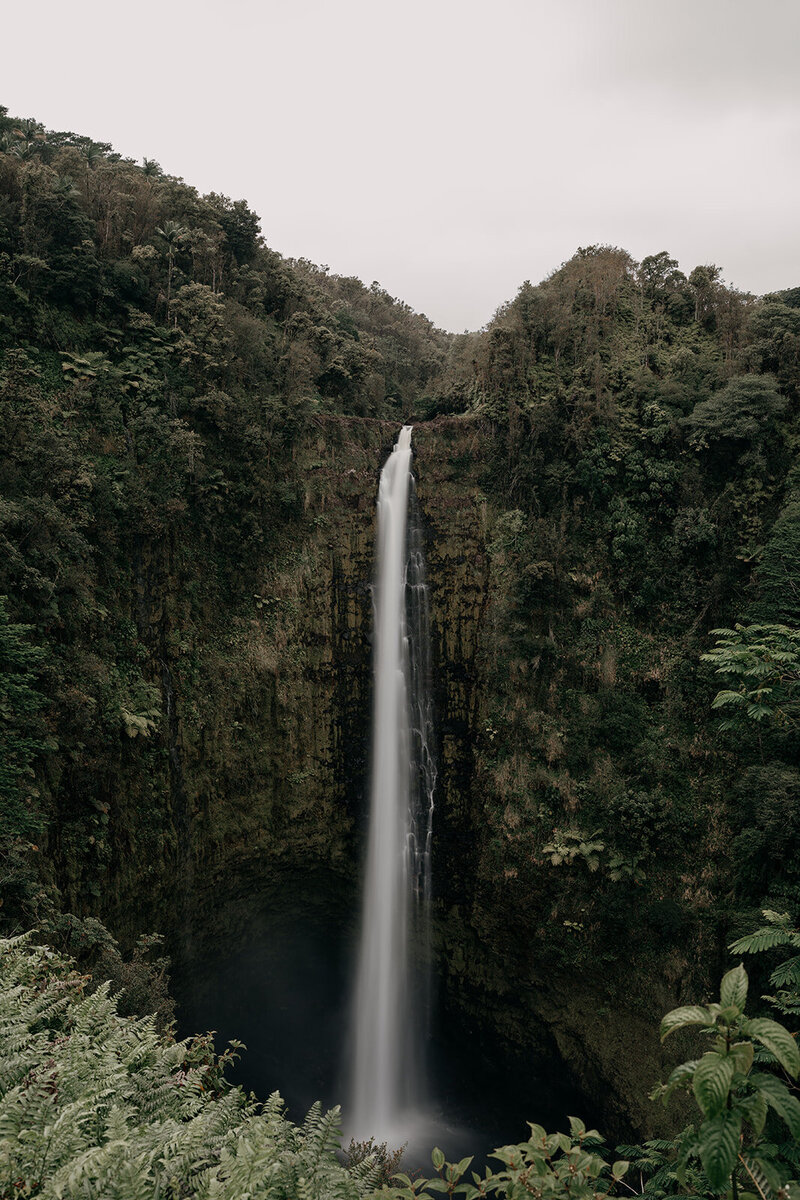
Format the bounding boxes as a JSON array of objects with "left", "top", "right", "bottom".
[
  {"left": 0, "top": 936, "right": 379, "bottom": 1199},
  {"left": 729, "top": 911, "right": 800, "bottom": 1018},
  {"left": 730, "top": 928, "right": 792, "bottom": 954}
]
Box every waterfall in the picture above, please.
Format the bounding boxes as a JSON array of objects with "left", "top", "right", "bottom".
[{"left": 348, "top": 424, "right": 436, "bottom": 1141}]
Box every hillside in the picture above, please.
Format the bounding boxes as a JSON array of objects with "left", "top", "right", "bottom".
[{"left": 1, "top": 105, "right": 800, "bottom": 1156}]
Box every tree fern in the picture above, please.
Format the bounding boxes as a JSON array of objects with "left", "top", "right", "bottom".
[{"left": 729, "top": 911, "right": 800, "bottom": 1017}]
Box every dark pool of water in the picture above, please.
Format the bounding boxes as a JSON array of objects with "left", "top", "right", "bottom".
[{"left": 174, "top": 883, "right": 592, "bottom": 1174}]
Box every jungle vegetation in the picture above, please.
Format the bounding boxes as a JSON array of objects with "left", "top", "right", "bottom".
[{"left": 1, "top": 106, "right": 799, "bottom": 1195}]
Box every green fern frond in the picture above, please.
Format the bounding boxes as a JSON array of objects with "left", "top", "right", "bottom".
[
  {"left": 769, "top": 954, "right": 800, "bottom": 989},
  {"left": 729, "top": 928, "right": 790, "bottom": 954}
]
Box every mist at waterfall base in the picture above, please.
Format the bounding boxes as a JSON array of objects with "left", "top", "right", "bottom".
[
  {"left": 175, "top": 880, "right": 590, "bottom": 1170},
  {"left": 175, "top": 428, "right": 592, "bottom": 1168}
]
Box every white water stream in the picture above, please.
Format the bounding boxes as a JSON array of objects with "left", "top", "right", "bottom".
[{"left": 348, "top": 425, "right": 436, "bottom": 1143}]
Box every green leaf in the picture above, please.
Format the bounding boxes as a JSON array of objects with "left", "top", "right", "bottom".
[
  {"left": 431, "top": 1147, "right": 445, "bottom": 1171},
  {"left": 729, "top": 928, "right": 789, "bottom": 955},
  {"left": 743, "top": 1018, "right": 800, "bottom": 1078},
  {"left": 754, "top": 1156, "right": 783, "bottom": 1197},
  {"left": 667, "top": 1059, "right": 699, "bottom": 1087},
  {"left": 741, "top": 1153, "right": 784, "bottom": 1199},
  {"left": 769, "top": 955, "right": 800, "bottom": 989},
  {"left": 611, "top": 1160, "right": 630, "bottom": 1180},
  {"left": 693, "top": 1052, "right": 735, "bottom": 1117},
  {"left": 652, "top": 1058, "right": 699, "bottom": 1105},
  {"left": 739, "top": 1088, "right": 768, "bottom": 1137},
  {"left": 660, "top": 1005, "right": 714, "bottom": 1040},
  {"left": 751, "top": 1072, "right": 800, "bottom": 1139},
  {"left": 729, "top": 1040, "right": 755, "bottom": 1075},
  {"left": 720, "top": 964, "right": 748, "bottom": 1012},
  {"left": 698, "top": 1111, "right": 742, "bottom": 1191}
]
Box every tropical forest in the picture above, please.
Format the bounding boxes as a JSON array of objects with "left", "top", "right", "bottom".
[{"left": 1, "top": 103, "right": 800, "bottom": 1199}]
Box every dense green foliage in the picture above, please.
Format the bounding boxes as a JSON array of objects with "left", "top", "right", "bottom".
[
  {"left": 0, "top": 935, "right": 383, "bottom": 1199},
  {"left": 653, "top": 964, "right": 800, "bottom": 1193},
  {"left": 730, "top": 912, "right": 800, "bottom": 1020},
  {"left": 2, "top": 106, "right": 800, "bottom": 1145},
  {"left": 2, "top": 939, "right": 798, "bottom": 1198},
  {"left": 0, "top": 105, "right": 449, "bottom": 927},
  {"left": 702, "top": 626, "right": 800, "bottom": 730},
  {"left": 432, "top": 245, "right": 800, "bottom": 1092}
]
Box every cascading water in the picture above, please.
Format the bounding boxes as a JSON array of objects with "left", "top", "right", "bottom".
[{"left": 348, "top": 425, "right": 436, "bottom": 1142}]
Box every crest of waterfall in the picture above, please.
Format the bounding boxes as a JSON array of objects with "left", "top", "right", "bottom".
[{"left": 348, "top": 425, "right": 437, "bottom": 1141}]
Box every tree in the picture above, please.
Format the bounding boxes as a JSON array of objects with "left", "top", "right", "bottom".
[
  {"left": 638, "top": 251, "right": 686, "bottom": 300},
  {"left": 205, "top": 193, "right": 262, "bottom": 265},
  {"left": 155, "top": 219, "right": 187, "bottom": 317},
  {"left": 730, "top": 911, "right": 800, "bottom": 1019},
  {"left": 758, "top": 499, "right": 800, "bottom": 624},
  {"left": 689, "top": 263, "right": 723, "bottom": 327},
  {"left": 0, "top": 596, "right": 48, "bottom": 839},
  {"left": 702, "top": 624, "right": 800, "bottom": 730},
  {"left": 745, "top": 300, "right": 800, "bottom": 398},
  {"left": 683, "top": 374, "right": 787, "bottom": 448}
]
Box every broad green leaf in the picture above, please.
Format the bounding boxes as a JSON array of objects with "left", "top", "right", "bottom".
[
  {"left": 611, "top": 1160, "right": 630, "bottom": 1180},
  {"left": 743, "top": 1018, "right": 800, "bottom": 1078},
  {"left": 390, "top": 1185, "right": 416, "bottom": 1200},
  {"left": 666, "top": 1059, "right": 699, "bottom": 1088},
  {"left": 739, "top": 1088, "right": 768, "bottom": 1136},
  {"left": 524, "top": 1154, "right": 549, "bottom": 1175},
  {"left": 431, "top": 1147, "right": 445, "bottom": 1171},
  {"left": 720, "top": 964, "right": 748, "bottom": 1011},
  {"left": 729, "top": 1040, "right": 754, "bottom": 1075},
  {"left": 454, "top": 1157, "right": 473, "bottom": 1178},
  {"left": 698, "top": 1111, "right": 742, "bottom": 1191},
  {"left": 568, "top": 1115, "right": 585, "bottom": 1138},
  {"left": 752, "top": 1072, "right": 800, "bottom": 1139},
  {"left": 570, "top": 1151, "right": 593, "bottom": 1172},
  {"left": 660, "top": 1005, "right": 714, "bottom": 1040},
  {"left": 490, "top": 1145, "right": 522, "bottom": 1166},
  {"left": 741, "top": 1153, "right": 784, "bottom": 1198},
  {"left": 693, "top": 1052, "right": 735, "bottom": 1117}
]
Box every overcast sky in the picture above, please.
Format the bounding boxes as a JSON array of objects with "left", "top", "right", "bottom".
[{"left": 4, "top": 0, "right": 799, "bottom": 330}]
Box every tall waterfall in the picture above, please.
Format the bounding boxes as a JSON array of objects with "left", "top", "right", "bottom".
[{"left": 348, "top": 425, "right": 436, "bottom": 1140}]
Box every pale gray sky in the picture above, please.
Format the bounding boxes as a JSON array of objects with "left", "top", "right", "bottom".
[{"left": 4, "top": 0, "right": 799, "bottom": 330}]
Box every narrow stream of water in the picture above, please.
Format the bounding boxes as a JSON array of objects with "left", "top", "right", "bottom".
[{"left": 347, "top": 424, "right": 437, "bottom": 1144}]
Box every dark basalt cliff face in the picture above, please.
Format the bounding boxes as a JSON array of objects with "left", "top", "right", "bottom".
[
  {"left": 93, "top": 417, "right": 490, "bottom": 937},
  {"left": 95, "top": 419, "right": 388, "bottom": 940},
  {"left": 70, "top": 413, "right": 689, "bottom": 1138}
]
